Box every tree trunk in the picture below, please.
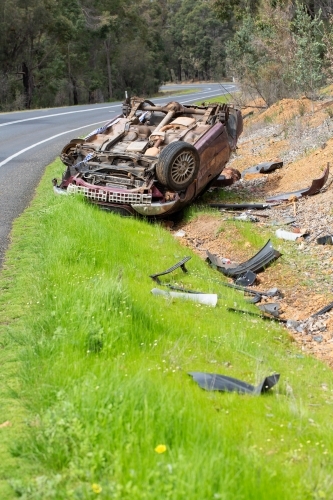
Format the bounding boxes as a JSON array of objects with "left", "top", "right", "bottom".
[
  {"left": 71, "top": 77, "right": 79, "bottom": 105},
  {"left": 105, "top": 38, "right": 113, "bottom": 99},
  {"left": 178, "top": 58, "right": 182, "bottom": 82},
  {"left": 22, "top": 62, "right": 33, "bottom": 109}
]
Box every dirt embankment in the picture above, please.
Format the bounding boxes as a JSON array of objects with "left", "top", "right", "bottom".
[{"left": 169, "top": 88, "right": 333, "bottom": 367}]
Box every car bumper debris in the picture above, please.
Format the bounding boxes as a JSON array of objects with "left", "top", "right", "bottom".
[{"left": 188, "top": 372, "right": 280, "bottom": 394}]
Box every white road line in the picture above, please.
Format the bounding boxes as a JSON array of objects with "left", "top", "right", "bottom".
[
  {"left": 0, "top": 105, "right": 121, "bottom": 127},
  {"left": 0, "top": 120, "right": 107, "bottom": 168}
]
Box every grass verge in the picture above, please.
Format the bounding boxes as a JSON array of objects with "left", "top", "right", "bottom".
[
  {"left": 1, "top": 159, "right": 333, "bottom": 499},
  {"left": 152, "top": 88, "right": 201, "bottom": 98},
  {"left": 194, "top": 94, "right": 232, "bottom": 106}
]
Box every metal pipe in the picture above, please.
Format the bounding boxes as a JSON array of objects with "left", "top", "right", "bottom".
[
  {"left": 142, "top": 104, "right": 206, "bottom": 115},
  {"left": 151, "top": 110, "right": 175, "bottom": 135}
]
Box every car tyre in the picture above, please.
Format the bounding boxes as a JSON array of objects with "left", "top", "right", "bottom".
[{"left": 156, "top": 142, "right": 200, "bottom": 191}]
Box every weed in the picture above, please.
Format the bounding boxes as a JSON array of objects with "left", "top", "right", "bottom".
[
  {"left": 215, "top": 226, "right": 225, "bottom": 237},
  {"left": 264, "top": 114, "right": 274, "bottom": 124},
  {"left": 298, "top": 100, "right": 306, "bottom": 116},
  {"left": 325, "top": 106, "right": 333, "bottom": 119}
]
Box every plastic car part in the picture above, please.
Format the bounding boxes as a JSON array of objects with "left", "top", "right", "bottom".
[
  {"left": 151, "top": 288, "right": 217, "bottom": 306},
  {"left": 150, "top": 256, "right": 191, "bottom": 284},
  {"left": 258, "top": 303, "right": 281, "bottom": 317},
  {"left": 275, "top": 229, "right": 305, "bottom": 241},
  {"left": 227, "top": 307, "right": 287, "bottom": 323},
  {"left": 311, "top": 301, "right": 333, "bottom": 317},
  {"left": 209, "top": 203, "right": 271, "bottom": 210},
  {"left": 235, "top": 271, "right": 257, "bottom": 286},
  {"left": 210, "top": 168, "right": 241, "bottom": 188},
  {"left": 317, "top": 235, "right": 333, "bottom": 245},
  {"left": 206, "top": 240, "right": 281, "bottom": 278},
  {"left": 234, "top": 213, "right": 259, "bottom": 222},
  {"left": 188, "top": 372, "right": 280, "bottom": 394},
  {"left": 220, "top": 281, "right": 281, "bottom": 299},
  {"left": 266, "top": 164, "right": 329, "bottom": 202},
  {"left": 247, "top": 293, "right": 262, "bottom": 304},
  {"left": 241, "top": 161, "right": 283, "bottom": 177},
  {"left": 155, "top": 142, "right": 200, "bottom": 191},
  {"left": 210, "top": 175, "right": 235, "bottom": 188}
]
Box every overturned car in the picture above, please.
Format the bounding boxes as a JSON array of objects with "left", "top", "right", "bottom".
[{"left": 53, "top": 97, "right": 243, "bottom": 217}]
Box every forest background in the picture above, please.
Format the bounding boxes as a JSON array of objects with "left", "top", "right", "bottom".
[{"left": 0, "top": 0, "right": 333, "bottom": 111}]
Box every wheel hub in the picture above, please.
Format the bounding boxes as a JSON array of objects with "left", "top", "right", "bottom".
[{"left": 171, "top": 152, "right": 195, "bottom": 182}]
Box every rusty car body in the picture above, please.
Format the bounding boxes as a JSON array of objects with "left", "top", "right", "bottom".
[{"left": 53, "top": 97, "right": 243, "bottom": 217}]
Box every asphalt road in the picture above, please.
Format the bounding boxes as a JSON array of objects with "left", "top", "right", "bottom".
[{"left": 0, "top": 82, "right": 237, "bottom": 265}]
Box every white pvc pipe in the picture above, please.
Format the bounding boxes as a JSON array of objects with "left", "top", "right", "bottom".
[{"left": 151, "top": 288, "right": 217, "bottom": 307}]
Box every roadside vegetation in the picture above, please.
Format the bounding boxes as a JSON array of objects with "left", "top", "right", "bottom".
[{"left": 1, "top": 158, "right": 333, "bottom": 499}]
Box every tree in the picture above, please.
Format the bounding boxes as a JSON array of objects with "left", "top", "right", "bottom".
[{"left": 225, "top": 0, "right": 326, "bottom": 104}]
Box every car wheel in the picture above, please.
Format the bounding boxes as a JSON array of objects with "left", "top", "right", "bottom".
[{"left": 156, "top": 142, "right": 200, "bottom": 191}]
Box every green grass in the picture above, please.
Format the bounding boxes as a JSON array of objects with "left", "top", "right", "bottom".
[
  {"left": 1, "top": 159, "right": 333, "bottom": 498},
  {"left": 152, "top": 88, "right": 201, "bottom": 98},
  {"left": 194, "top": 94, "right": 231, "bottom": 106}
]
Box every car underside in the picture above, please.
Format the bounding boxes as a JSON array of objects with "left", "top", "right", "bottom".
[{"left": 53, "top": 97, "right": 243, "bottom": 217}]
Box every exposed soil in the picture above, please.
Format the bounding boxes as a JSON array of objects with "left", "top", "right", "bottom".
[{"left": 168, "top": 87, "right": 333, "bottom": 367}]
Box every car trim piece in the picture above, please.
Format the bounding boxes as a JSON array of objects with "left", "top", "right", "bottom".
[
  {"left": 266, "top": 164, "right": 329, "bottom": 202},
  {"left": 311, "top": 301, "right": 333, "bottom": 317},
  {"left": 227, "top": 307, "right": 287, "bottom": 323},
  {"left": 67, "top": 183, "right": 152, "bottom": 205},
  {"left": 241, "top": 161, "right": 283, "bottom": 177},
  {"left": 206, "top": 239, "right": 281, "bottom": 277},
  {"left": 132, "top": 199, "right": 179, "bottom": 216},
  {"left": 188, "top": 372, "right": 280, "bottom": 394},
  {"left": 150, "top": 256, "right": 191, "bottom": 284},
  {"left": 209, "top": 203, "right": 271, "bottom": 210}
]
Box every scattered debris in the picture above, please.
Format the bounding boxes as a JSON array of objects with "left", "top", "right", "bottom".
[
  {"left": 175, "top": 230, "right": 186, "bottom": 238},
  {"left": 206, "top": 240, "right": 281, "bottom": 278},
  {"left": 220, "top": 282, "right": 281, "bottom": 300},
  {"left": 241, "top": 160, "right": 283, "bottom": 178},
  {"left": 282, "top": 217, "right": 296, "bottom": 225},
  {"left": 275, "top": 228, "right": 307, "bottom": 241},
  {"left": 211, "top": 168, "right": 241, "bottom": 187},
  {"left": 150, "top": 256, "right": 191, "bottom": 284},
  {"left": 286, "top": 315, "right": 328, "bottom": 334},
  {"left": 317, "top": 235, "right": 333, "bottom": 245},
  {"left": 151, "top": 288, "right": 217, "bottom": 306},
  {"left": 188, "top": 371, "right": 280, "bottom": 394},
  {"left": 234, "top": 212, "right": 259, "bottom": 222},
  {"left": 209, "top": 203, "right": 271, "bottom": 210},
  {"left": 258, "top": 303, "right": 281, "bottom": 317},
  {"left": 235, "top": 270, "right": 257, "bottom": 287},
  {"left": 227, "top": 307, "right": 287, "bottom": 323},
  {"left": 311, "top": 301, "right": 333, "bottom": 317},
  {"left": 266, "top": 164, "right": 329, "bottom": 202}
]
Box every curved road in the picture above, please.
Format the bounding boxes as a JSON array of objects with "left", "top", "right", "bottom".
[{"left": 0, "top": 82, "right": 237, "bottom": 264}]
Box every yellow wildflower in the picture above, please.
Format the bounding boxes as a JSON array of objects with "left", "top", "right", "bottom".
[
  {"left": 154, "top": 444, "right": 167, "bottom": 454},
  {"left": 92, "top": 483, "right": 102, "bottom": 494}
]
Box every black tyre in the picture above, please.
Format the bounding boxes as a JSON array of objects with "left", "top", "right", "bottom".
[{"left": 156, "top": 142, "right": 200, "bottom": 191}]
